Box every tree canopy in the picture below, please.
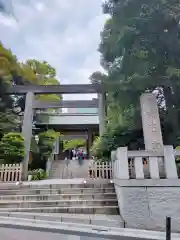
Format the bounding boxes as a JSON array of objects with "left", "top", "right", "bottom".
[
  {"left": 63, "top": 138, "right": 86, "bottom": 151},
  {"left": 0, "top": 42, "right": 61, "bottom": 138},
  {"left": 0, "top": 42, "right": 62, "bottom": 170},
  {"left": 91, "top": 0, "right": 180, "bottom": 160},
  {"left": 16, "top": 59, "right": 62, "bottom": 113},
  {"left": 0, "top": 132, "right": 25, "bottom": 164}
]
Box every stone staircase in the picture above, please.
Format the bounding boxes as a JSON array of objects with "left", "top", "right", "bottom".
[
  {"left": 0, "top": 181, "right": 124, "bottom": 228},
  {"left": 49, "top": 160, "right": 65, "bottom": 178},
  {"left": 50, "top": 159, "right": 90, "bottom": 179}
]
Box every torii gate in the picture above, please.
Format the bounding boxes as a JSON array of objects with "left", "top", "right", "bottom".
[{"left": 8, "top": 84, "right": 107, "bottom": 180}]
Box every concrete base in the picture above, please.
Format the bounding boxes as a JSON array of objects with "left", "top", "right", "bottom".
[{"left": 114, "top": 179, "right": 180, "bottom": 232}]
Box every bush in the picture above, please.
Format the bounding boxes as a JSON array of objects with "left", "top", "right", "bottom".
[
  {"left": 38, "top": 130, "right": 59, "bottom": 159},
  {"left": 91, "top": 137, "right": 104, "bottom": 160},
  {"left": 0, "top": 132, "right": 25, "bottom": 164},
  {"left": 29, "top": 130, "right": 60, "bottom": 171},
  {"left": 29, "top": 152, "right": 47, "bottom": 171},
  {"left": 91, "top": 125, "right": 144, "bottom": 161},
  {"left": 63, "top": 138, "right": 86, "bottom": 151},
  {"left": 28, "top": 169, "right": 47, "bottom": 180}
]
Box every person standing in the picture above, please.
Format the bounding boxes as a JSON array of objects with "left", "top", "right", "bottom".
[
  {"left": 70, "top": 149, "right": 73, "bottom": 160},
  {"left": 78, "top": 150, "right": 83, "bottom": 165}
]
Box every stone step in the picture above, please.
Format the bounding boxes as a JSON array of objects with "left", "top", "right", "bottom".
[
  {"left": 0, "top": 192, "right": 117, "bottom": 201},
  {"left": 0, "top": 212, "right": 124, "bottom": 228},
  {"left": 0, "top": 205, "right": 119, "bottom": 214},
  {"left": 0, "top": 199, "right": 118, "bottom": 208},
  {"left": 0, "top": 183, "right": 113, "bottom": 190},
  {"left": 0, "top": 187, "right": 115, "bottom": 195}
]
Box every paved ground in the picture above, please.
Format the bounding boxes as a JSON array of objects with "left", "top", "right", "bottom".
[
  {"left": 1, "top": 225, "right": 180, "bottom": 240},
  {"left": 0, "top": 227, "right": 113, "bottom": 240},
  {"left": 0, "top": 178, "right": 111, "bottom": 187}
]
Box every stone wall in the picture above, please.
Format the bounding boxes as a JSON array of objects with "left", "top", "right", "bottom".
[{"left": 114, "top": 179, "right": 180, "bottom": 232}]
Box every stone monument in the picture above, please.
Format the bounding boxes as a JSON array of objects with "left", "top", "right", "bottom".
[
  {"left": 140, "top": 93, "right": 164, "bottom": 175},
  {"left": 140, "top": 93, "right": 163, "bottom": 151}
]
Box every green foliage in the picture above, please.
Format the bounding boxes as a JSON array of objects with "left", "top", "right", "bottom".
[
  {"left": 0, "top": 111, "right": 21, "bottom": 137},
  {"left": 0, "top": 42, "right": 22, "bottom": 136},
  {"left": 24, "top": 59, "right": 62, "bottom": 102},
  {"left": 29, "top": 130, "right": 60, "bottom": 171},
  {"left": 0, "top": 43, "right": 63, "bottom": 174},
  {"left": 63, "top": 138, "right": 86, "bottom": 151},
  {"left": 38, "top": 130, "right": 59, "bottom": 159},
  {"left": 91, "top": 124, "right": 144, "bottom": 161},
  {"left": 91, "top": 137, "right": 104, "bottom": 160},
  {"left": 0, "top": 43, "right": 63, "bottom": 137},
  {"left": 28, "top": 169, "right": 47, "bottom": 180},
  {"left": 175, "top": 146, "right": 180, "bottom": 162},
  {"left": 91, "top": 0, "right": 180, "bottom": 159},
  {"left": 0, "top": 43, "right": 63, "bottom": 136},
  {"left": 25, "top": 59, "right": 56, "bottom": 78},
  {"left": 0, "top": 132, "right": 25, "bottom": 164},
  {"left": 28, "top": 152, "right": 46, "bottom": 171},
  {"left": 89, "top": 71, "right": 108, "bottom": 84}
]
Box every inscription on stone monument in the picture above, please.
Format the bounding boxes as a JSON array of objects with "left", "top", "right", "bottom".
[{"left": 140, "top": 93, "right": 163, "bottom": 151}]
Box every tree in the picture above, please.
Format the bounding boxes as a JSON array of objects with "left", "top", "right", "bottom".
[
  {"left": 91, "top": 0, "right": 180, "bottom": 159},
  {"left": 0, "top": 43, "right": 63, "bottom": 167},
  {"left": 63, "top": 138, "right": 86, "bottom": 152},
  {"left": 91, "top": 137, "right": 104, "bottom": 160},
  {"left": 16, "top": 59, "right": 62, "bottom": 114},
  {"left": 29, "top": 130, "right": 59, "bottom": 170},
  {"left": 0, "top": 111, "right": 20, "bottom": 138},
  {"left": 0, "top": 42, "right": 22, "bottom": 137},
  {"left": 0, "top": 132, "right": 25, "bottom": 164},
  {"left": 38, "top": 130, "right": 59, "bottom": 159},
  {"left": 89, "top": 71, "right": 108, "bottom": 84},
  {"left": 100, "top": 0, "right": 180, "bottom": 144}
]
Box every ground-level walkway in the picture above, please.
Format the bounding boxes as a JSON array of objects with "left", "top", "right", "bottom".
[{"left": 49, "top": 159, "right": 92, "bottom": 179}]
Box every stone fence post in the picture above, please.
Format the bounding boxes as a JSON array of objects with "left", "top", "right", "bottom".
[
  {"left": 164, "top": 146, "right": 178, "bottom": 179},
  {"left": 112, "top": 145, "right": 178, "bottom": 180},
  {"left": 112, "top": 147, "right": 129, "bottom": 179}
]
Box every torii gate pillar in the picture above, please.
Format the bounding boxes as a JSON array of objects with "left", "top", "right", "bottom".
[{"left": 21, "top": 92, "right": 34, "bottom": 180}]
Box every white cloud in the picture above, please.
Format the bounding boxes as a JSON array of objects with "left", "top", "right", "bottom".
[
  {"left": 0, "top": 13, "right": 17, "bottom": 28},
  {"left": 34, "top": 2, "right": 45, "bottom": 12},
  {"left": 0, "top": 0, "right": 106, "bottom": 100}
]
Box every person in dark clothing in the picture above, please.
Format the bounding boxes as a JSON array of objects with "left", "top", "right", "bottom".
[
  {"left": 78, "top": 150, "right": 84, "bottom": 165},
  {"left": 70, "top": 149, "right": 73, "bottom": 160}
]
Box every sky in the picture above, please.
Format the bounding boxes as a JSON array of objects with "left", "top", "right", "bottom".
[{"left": 0, "top": 0, "right": 107, "bottom": 100}]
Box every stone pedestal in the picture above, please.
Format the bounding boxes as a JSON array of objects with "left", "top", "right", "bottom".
[{"left": 114, "top": 180, "right": 180, "bottom": 232}]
